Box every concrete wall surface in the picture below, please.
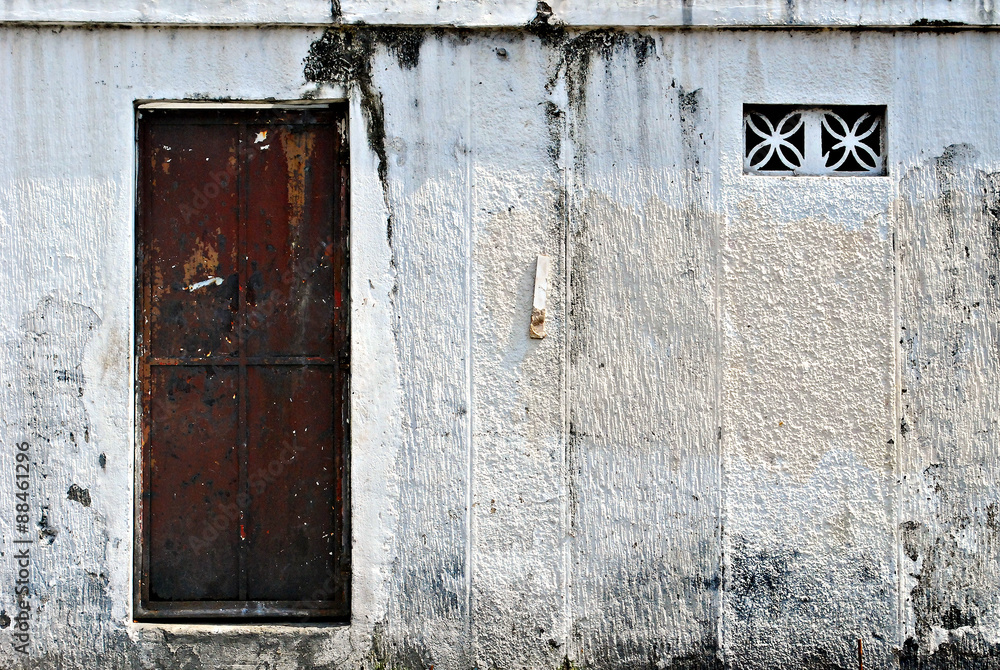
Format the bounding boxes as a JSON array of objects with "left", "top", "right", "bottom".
[
  {"left": 3, "top": 0, "right": 1000, "bottom": 27},
  {"left": 2, "top": 17, "right": 1000, "bottom": 670}
]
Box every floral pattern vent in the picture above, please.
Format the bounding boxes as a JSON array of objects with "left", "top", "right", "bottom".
[{"left": 743, "top": 105, "right": 886, "bottom": 176}]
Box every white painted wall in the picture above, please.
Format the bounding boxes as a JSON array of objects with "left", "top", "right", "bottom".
[
  {"left": 2, "top": 0, "right": 1000, "bottom": 27},
  {"left": 1, "top": 15, "right": 1000, "bottom": 670}
]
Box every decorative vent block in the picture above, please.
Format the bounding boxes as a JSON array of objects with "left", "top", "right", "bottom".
[{"left": 743, "top": 105, "right": 886, "bottom": 176}]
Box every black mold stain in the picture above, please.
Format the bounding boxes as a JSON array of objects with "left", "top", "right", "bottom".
[
  {"left": 303, "top": 27, "right": 426, "bottom": 259},
  {"left": 67, "top": 483, "right": 91, "bottom": 507},
  {"left": 899, "top": 520, "right": 921, "bottom": 561},
  {"left": 305, "top": 26, "right": 657, "bottom": 286},
  {"left": 331, "top": 0, "right": 341, "bottom": 22},
  {"left": 678, "top": 86, "right": 704, "bottom": 176},
  {"left": 910, "top": 18, "right": 968, "bottom": 28},
  {"left": 726, "top": 538, "right": 890, "bottom": 669},
  {"left": 558, "top": 30, "right": 657, "bottom": 116},
  {"left": 941, "top": 604, "right": 978, "bottom": 629},
  {"left": 899, "top": 634, "right": 1000, "bottom": 669},
  {"left": 303, "top": 27, "right": 425, "bottom": 177},
  {"left": 0, "top": 611, "right": 9, "bottom": 629},
  {"left": 899, "top": 504, "right": 990, "bottom": 645},
  {"left": 542, "top": 100, "right": 564, "bottom": 165},
  {"left": 527, "top": 1, "right": 565, "bottom": 44},
  {"left": 98, "top": 452, "right": 106, "bottom": 469},
  {"left": 727, "top": 541, "right": 793, "bottom": 621}
]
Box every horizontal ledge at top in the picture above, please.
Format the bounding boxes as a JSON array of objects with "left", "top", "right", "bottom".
[
  {"left": 138, "top": 101, "right": 343, "bottom": 109},
  {"left": 4, "top": 20, "right": 1000, "bottom": 31}
]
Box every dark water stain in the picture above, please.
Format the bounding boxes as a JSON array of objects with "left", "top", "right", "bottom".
[
  {"left": 567, "top": 204, "right": 590, "bottom": 366},
  {"left": 557, "top": 30, "right": 657, "bottom": 119},
  {"left": 367, "top": 619, "right": 436, "bottom": 670},
  {"left": 566, "top": 420, "right": 581, "bottom": 534},
  {"left": 547, "top": 30, "right": 659, "bottom": 373},
  {"left": 932, "top": 143, "right": 979, "bottom": 248},
  {"left": 681, "top": 0, "right": 694, "bottom": 26},
  {"left": 303, "top": 26, "right": 426, "bottom": 260},
  {"left": 678, "top": 85, "right": 704, "bottom": 177},
  {"left": 981, "top": 168, "right": 1000, "bottom": 302},
  {"left": 785, "top": 0, "right": 799, "bottom": 24},
  {"left": 573, "top": 629, "right": 722, "bottom": 670},
  {"left": 579, "top": 648, "right": 723, "bottom": 670},
  {"left": 21, "top": 297, "right": 100, "bottom": 451},
  {"left": 15, "top": 627, "right": 340, "bottom": 670},
  {"left": 586, "top": 579, "right": 721, "bottom": 669},
  {"left": 527, "top": 1, "right": 565, "bottom": 44},
  {"left": 899, "top": 634, "right": 1000, "bottom": 669}
]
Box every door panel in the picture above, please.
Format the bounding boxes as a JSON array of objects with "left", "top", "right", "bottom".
[
  {"left": 246, "top": 365, "right": 337, "bottom": 601},
  {"left": 146, "top": 122, "right": 240, "bottom": 360},
  {"left": 245, "top": 123, "right": 339, "bottom": 358},
  {"left": 137, "top": 106, "right": 349, "bottom": 620},
  {"left": 148, "top": 366, "right": 240, "bottom": 600}
]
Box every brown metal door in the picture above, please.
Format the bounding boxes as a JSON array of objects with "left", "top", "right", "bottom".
[{"left": 136, "top": 106, "right": 349, "bottom": 620}]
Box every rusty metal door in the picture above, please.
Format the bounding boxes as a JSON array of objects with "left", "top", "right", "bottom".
[{"left": 135, "top": 106, "right": 349, "bottom": 620}]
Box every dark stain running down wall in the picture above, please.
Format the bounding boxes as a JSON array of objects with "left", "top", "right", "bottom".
[
  {"left": 304, "top": 26, "right": 425, "bottom": 264},
  {"left": 897, "top": 144, "right": 1000, "bottom": 667},
  {"left": 560, "top": 32, "right": 721, "bottom": 669},
  {"left": 301, "top": 25, "right": 723, "bottom": 669}
]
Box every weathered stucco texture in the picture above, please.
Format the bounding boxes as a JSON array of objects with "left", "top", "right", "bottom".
[
  {"left": 3, "top": 12, "right": 1000, "bottom": 670},
  {"left": 4, "top": 0, "right": 1000, "bottom": 27}
]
